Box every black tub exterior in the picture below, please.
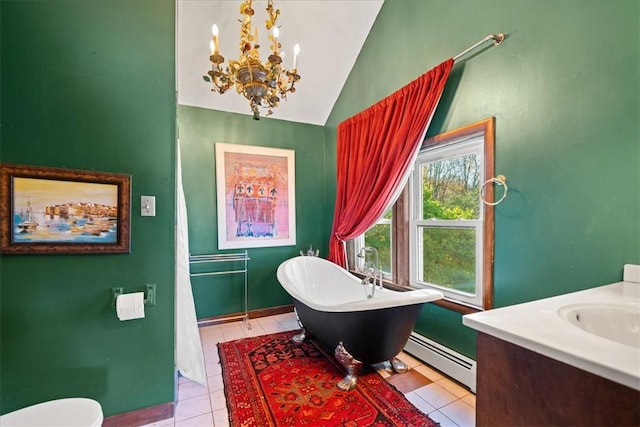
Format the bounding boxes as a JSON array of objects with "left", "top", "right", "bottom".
[{"left": 294, "top": 299, "right": 424, "bottom": 365}]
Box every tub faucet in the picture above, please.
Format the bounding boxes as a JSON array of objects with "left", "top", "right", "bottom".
[{"left": 357, "top": 246, "right": 383, "bottom": 298}]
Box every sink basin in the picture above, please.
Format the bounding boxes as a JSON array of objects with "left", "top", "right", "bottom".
[{"left": 558, "top": 304, "right": 640, "bottom": 349}]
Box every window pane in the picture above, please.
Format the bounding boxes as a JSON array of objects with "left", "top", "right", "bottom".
[
  {"left": 420, "top": 227, "right": 475, "bottom": 295},
  {"left": 421, "top": 153, "right": 481, "bottom": 220},
  {"left": 364, "top": 223, "right": 391, "bottom": 273}
]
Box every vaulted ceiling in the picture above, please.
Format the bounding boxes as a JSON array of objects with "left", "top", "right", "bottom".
[{"left": 177, "top": 0, "right": 385, "bottom": 125}]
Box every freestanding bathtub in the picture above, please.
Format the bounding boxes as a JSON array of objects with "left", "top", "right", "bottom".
[{"left": 276, "top": 256, "right": 443, "bottom": 390}]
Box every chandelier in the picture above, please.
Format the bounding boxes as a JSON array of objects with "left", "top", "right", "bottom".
[{"left": 203, "top": 0, "right": 301, "bottom": 120}]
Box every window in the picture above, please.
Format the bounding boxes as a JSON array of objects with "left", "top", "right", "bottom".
[
  {"left": 350, "top": 118, "right": 495, "bottom": 312},
  {"left": 409, "top": 118, "right": 495, "bottom": 310},
  {"left": 411, "top": 138, "right": 484, "bottom": 307},
  {"left": 354, "top": 209, "right": 392, "bottom": 279}
]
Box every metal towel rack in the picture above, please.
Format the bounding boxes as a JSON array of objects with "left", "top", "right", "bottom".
[{"left": 189, "top": 250, "right": 250, "bottom": 328}]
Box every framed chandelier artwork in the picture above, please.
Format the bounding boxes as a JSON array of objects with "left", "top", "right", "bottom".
[{"left": 215, "top": 142, "right": 296, "bottom": 249}]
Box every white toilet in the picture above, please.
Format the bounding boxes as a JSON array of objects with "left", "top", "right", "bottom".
[{"left": 0, "top": 398, "right": 103, "bottom": 427}]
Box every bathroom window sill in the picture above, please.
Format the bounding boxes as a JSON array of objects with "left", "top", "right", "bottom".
[{"left": 432, "top": 298, "right": 480, "bottom": 315}]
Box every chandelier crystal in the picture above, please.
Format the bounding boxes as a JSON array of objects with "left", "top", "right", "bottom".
[{"left": 203, "top": 0, "right": 301, "bottom": 120}]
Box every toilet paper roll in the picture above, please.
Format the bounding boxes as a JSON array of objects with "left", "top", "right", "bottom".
[{"left": 116, "top": 292, "right": 146, "bottom": 321}]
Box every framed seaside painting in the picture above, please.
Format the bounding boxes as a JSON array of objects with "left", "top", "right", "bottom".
[
  {"left": 0, "top": 163, "right": 131, "bottom": 254},
  {"left": 215, "top": 143, "right": 296, "bottom": 249}
]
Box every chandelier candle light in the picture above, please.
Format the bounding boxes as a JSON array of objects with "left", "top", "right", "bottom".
[{"left": 203, "top": 0, "right": 301, "bottom": 120}]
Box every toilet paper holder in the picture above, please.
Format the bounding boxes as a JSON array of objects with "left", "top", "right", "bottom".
[{"left": 111, "top": 284, "right": 156, "bottom": 307}]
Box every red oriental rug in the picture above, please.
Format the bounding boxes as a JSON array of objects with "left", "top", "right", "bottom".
[{"left": 218, "top": 331, "right": 439, "bottom": 426}]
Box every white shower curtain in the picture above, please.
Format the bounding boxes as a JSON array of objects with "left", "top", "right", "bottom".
[{"left": 175, "top": 139, "right": 206, "bottom": 384}]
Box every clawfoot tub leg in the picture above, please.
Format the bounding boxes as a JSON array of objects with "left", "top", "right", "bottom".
[
  {"left": 391, "top": 357, "right": 408, "bottom": 373},
  {"left": 372, "top": 356, "right": 408, "bottom": 374},
  {"left": 292, "top": 328, "right": 306, "bottom": 344},
  {"left": 335, "top": 342, "right": 363, "bottom": 391},
  {"left": 291, "top": 308, "right": 306, "bottom": 344}
]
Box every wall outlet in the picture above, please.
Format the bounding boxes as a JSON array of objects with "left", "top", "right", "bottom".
[{"left": 141, "top": 196, "right": 156, "bottom": 216}]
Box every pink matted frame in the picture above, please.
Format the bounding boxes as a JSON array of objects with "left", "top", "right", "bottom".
[{"left": 215, "top": 143, "right": 296, "bottom": 249}]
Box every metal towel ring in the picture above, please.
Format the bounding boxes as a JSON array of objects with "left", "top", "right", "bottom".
[{"left": 480, "top": 175, "right": 508, "bottom": 206}]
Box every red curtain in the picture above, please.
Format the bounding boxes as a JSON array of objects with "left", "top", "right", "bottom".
[{"left": 327, "top": 59, "right": 454, "bottom": 267}]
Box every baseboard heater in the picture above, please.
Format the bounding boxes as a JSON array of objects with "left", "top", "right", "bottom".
[{"left": 404, "top": 332, "right": 477, "bottom": 393}]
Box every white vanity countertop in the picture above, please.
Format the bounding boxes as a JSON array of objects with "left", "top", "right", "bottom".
[{"left": 463, "top": 265, "right": 640, "bottom": 391}]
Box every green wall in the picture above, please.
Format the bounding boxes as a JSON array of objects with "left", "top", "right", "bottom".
[
  {"left": 327, "top": 0, "right": 640, "bottom": 358},
  {"left": 177, "top": 106, "right": 328, "bottom": 317},
  {"left": 1, "top": 0, "right": 176, "bottom": 417}
]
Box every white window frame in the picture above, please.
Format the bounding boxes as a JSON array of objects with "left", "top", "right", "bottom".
[{"left": 409, "top": 135, "right": 485, "bottom": 308}]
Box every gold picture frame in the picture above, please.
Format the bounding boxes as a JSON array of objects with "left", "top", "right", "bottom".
[{"left": 0, "top": 163, "right": 131, "bottom": 254}]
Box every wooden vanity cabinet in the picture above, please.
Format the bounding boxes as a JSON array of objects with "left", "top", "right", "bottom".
[{"left": 475, "top": 332, "right": 640, "bottom": 427}]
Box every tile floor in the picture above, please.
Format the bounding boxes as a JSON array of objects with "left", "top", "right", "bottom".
[{"left": 141, "top": 312, "right": 476, "bottom": 427}]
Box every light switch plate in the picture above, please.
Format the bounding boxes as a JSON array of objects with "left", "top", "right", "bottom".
[{"left": 141, "top": 195, "right": 156, "bottom": 216}]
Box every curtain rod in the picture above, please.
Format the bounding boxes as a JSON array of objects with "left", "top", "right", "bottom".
[{"left": 452, "top": 33, "right": 505, "bottom": 61}]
